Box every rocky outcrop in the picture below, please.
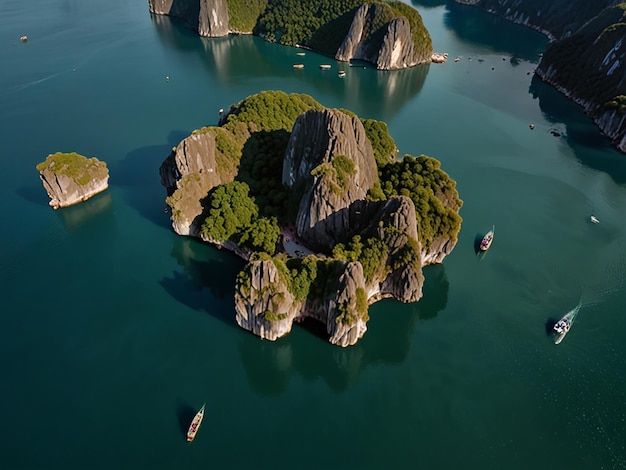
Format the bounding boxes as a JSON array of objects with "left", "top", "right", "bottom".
[
  {"left": 534, "top": 4, "right": 626, "bottom": 153},
  {"left": 148, "top": 1, "right": 432, "bottom": 71},
  {"left": 283, "top": 109, "right": 379, "bottom": 250},
  {"left": 36, "top": 152, "right": 109, "bottom": 209},
  {"left": 454, "top": 0, "right": 619, "bottom": 41},
  {"left": 160, "top": 92, "right": 462, "bottom": 346},
  {"left": 159, "top": 128, "right": 237, "bottom": 236},
  {"left": 234, "top": 259, "right": 369, "bottom": 347},
  {"left": 335, "top": 4, "right": 432, "bottom": 69},
  {"left": 148, "top": 0, "right": 229, "bottom": 37},
  {"left": 457, "top": 0, "right": 626, "bottom": 153}
]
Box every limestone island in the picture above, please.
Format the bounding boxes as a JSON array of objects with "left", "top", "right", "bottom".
[
  {"left": 36, "top": 152, "right": 109, "bottom": 209},
  {"left": 148, "top": 0, "right": 436, "bottom": 70},
  {"left": 160, "top": 91, "right": 462, "bottom": 346}
]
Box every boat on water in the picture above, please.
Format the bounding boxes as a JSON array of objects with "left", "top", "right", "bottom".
[
  {"left": 186, "top": 403, "right": 205, "bottom": 442},
  {"left": 479, "top": 225, "right": 495, "bottom": 251},
  {"left": 553, "top": 307, "right": 579, "bottom": 344},
  {"left": 590, "top": 215, "right": 600, "bottom": 224},
  {"left": 319, "top": 64, "right": 331, "bottom": 70},
  {"left": 338, "top": 70, "right": 346, "bottom": 78},
  {"left": 292, "top": 64, "right": 304, "bottom": 69}
]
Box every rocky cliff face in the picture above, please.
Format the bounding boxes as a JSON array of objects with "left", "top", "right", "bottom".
[
  {"left": 159, "top": 128, "right": 237, "bottom": 236},
  {"left": 458, "top": 0, "right": 626, "bottom": 154},
  {"left": 148, "top": 0, "right": 229, "bottom": 37},
  {"left": 283, "top": 109, "right": 379, "bottom": 250},
  {"left": 160, "top": 92, "right": 461, "bottom": 347},
  {"left": 37, "top": 152, "right": 109, "bottom": 210},
  {"left": 534, "top": 4, "right": 626, "bottom": 153},
  {"left": 335, "top": 4, "right": 430, "bottom": 69},
  {"left": 234, "top": 259, "right": 369, "bottom": 347},
  {"left": 455, "top": 0, "right": 619, "bottom": 41}
]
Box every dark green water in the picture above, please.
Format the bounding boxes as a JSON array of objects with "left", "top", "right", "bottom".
[{"left": 1, "top": 1, "right": 626, "bottom": 468}]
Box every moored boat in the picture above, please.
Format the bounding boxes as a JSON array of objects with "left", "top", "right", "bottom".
[
  {"left": 553, "top": 306, "right": 579, "bottom": 344},
  {"left": 320, "top": 64, "right": 331, "bottom": 70},
  {"left": 293, "top": 64, "right": 304, "bottom": 69},
  {"left": 186, "top": 403, "right": 205, "bottom": 442},
  {"left": 479, "top": 225, "right": 494, "bottom": 251}
]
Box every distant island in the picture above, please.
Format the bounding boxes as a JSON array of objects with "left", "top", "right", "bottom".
[
  {"left": 36, "top": 152, "right": 109, "bottom": 209},
  {"left": 457, "top": 0, "right": 626, "bottom": 153},
  {"left": 148, "top": 0, "right": 434, "bottom": 70},
  {"left": 160, "top": 91, "right": 462, "bottom": 346}
]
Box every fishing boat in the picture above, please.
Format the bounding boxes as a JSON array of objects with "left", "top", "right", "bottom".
[
  {"left": 186, "top": 403, "right": 205, "bottom": 442},
  {"left": 553, "top": 307, "right": 579, "bottom": 344},
  {"left": 479, "top": 225, "right": 495, "bottom": 251}
]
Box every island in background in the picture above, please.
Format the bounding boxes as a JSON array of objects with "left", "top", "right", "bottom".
[
  {"left": 160, "top": 91, "right": 462, "bottom": 346},
  {"left": 456, "top": 0, "right": 626, "bottom": 153},
  {"left": 148, "top": 0, "right": 435, "bottom": 70}
]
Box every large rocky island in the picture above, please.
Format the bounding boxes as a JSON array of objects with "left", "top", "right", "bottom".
[
  {"left": 148, "top": 0, "right": 434, "bottom": 70},
  {"left": 160, "top": 91, "right": 462, "bottom": 346},
  {"left": 457, "top": 0, "right": 626, "bottom": 153},
  {"left": 36, "top": 152, "right": 109, "bottom": 209}
]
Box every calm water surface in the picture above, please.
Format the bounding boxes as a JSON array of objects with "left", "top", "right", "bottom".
[{"left": 1, "top": 1, "right": 625, "bottom": 468}]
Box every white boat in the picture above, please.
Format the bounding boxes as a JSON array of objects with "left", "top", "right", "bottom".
[
  {"left": 553, "top": 306, "right": 580, "bottom": 344},
  {"left": 186, "top": 403, "right": 205, "bottom": 442},
  {"left": 590, "top": 215, "right": 599, "bottom": 223},
  {"left": 479, "top": 225, "right": 494, "bottom": 251}
]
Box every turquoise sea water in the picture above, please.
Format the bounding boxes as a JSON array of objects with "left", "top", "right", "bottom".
[{"left": 1, "top": 1, "right": 626, "bottom": 468}]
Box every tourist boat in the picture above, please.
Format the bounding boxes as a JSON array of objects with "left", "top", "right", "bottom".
[
  {"left": 553, "top": 307, "right": 579, "bottom": 345},
  {"left": 292, "top": 64, "right": 304, "bottom": 69},
  {"left": 338, "top": 71, "right": 346, "bottom": 78},
  {"left": 319, "top": 64, "right": 331, "bottom": 70},
  {"left": 186, "top": 403, "right": 205, "bottom": 442},
  {"left": 479, "top": 225, "right": 495, "bottom": 252}
]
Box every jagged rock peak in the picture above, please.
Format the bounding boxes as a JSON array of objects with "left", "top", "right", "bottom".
[{"left": 282, "top": 108, "right": 379, "bottom": 250}]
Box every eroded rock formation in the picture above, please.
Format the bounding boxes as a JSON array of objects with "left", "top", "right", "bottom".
[
  {"left": 160, "top": 93, "right": 461, "bottom": 346},
  {"left": 36, "top": 152, "right": 109, "bottom": 209},
  {"left": 148, "top": 0, "right": 229, "bottom": 37}
]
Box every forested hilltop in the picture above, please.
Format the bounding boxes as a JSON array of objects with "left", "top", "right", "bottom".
[
  {"left": 148, "top": 0, "right": 433, "bottom": 70},
  {"left": 159, "top": 91, "right": 462, "bottom": 346},
  {"left": 456, "top": 0, "right": 626, "bottom": 153}
]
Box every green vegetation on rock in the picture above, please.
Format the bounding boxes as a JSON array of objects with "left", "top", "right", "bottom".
[
  {"left": 226, "top": 0, "right": 268, "bottom": 32},
  {"left": 376, "top": 155, "right": 463, "bottom": 248},
  {"left": 36, "top": 152, "right": 107, "bottom": 186}
]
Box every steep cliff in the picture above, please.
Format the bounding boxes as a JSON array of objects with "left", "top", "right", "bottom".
[
  {"left": 148, "top": 0, "right": 229, "bottom": 37},
  {"left": 36, "top": 152, "right": 109, "bottom": 209},
  {"left": 282, "top": 109, "right": 379, "bottom": 250},
  {"left": 148, "top": 0, "right": 432, "bottom": 71},
  {"left": 335, "top": 3, "right": 432, "bottom": 69},
  {"left": 457, "top": 0, "right": 626, "bottom": 153},
  {"left": 535, "top": 4, "right": 626, "bottom": 153},
  {"left": 455, "top": 0, "right": 619, "bottom": 41},
  {"left": 159, "top": 127, "right": 239, "bottom": 236}
]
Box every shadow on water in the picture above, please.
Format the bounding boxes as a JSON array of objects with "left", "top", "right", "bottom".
[
  {"left": 16, "top": 184, "right": 50, "bottom": 207},
  {"left": 149, "top": 12, "right": 429, "bottom": 121},
  {"left": 530, "top": 75, "right": 626, "bottom": 184},
  {"left": 545, "top": 317, "right": 559, "bottom": 336},
  {"left": 238, "top": 263, "right": 450, "bottom": 395},
  {"left": 110, "top": 131, "right": 190, "bottom": 230},
  {"left": 160, "top": 237, "right": 245, "bottom": 327},
  {"left": 176, "top": 399, "right": 197, "bottom": 439}
]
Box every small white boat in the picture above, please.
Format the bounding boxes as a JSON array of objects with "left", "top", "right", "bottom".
[
  {"left": 338, "top": 71, "right": 346, "bottom": 78},
  {"left": 590, "top": 215, "right": 599, "bottom": 224},
  {"left": 187, "top": 403, "right": 205, "bottom": 442},
  {"left": 479, "top": 225, "right": 494, "bottom": 252},
  {"left": 553, "top": 306, "right": 580, "bottom": 345}
]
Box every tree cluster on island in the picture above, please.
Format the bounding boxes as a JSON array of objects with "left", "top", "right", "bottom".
[
  {"left": 148, "top": 0, "right": 433, "bottom": 70},
  {"left": 160, "top": 91, "right": 462, "bottom": 346}
]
